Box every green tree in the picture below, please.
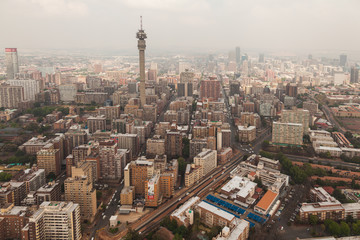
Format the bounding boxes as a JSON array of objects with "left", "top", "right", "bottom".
[
  {"left": 340, "top": 221, "right": 350, "bottom": 236},
  {"left": 262, "top": 140, "right": 270, "bottom": 149},
  {"left": 328, "top": 221, "right": 341, "bottom": 237},
  {"left": 0, "top": 172, "right": 12, "bottom": 181},
  {"left": 96, "top": 191, "right": 102, "bottom": 200},
  {"left": 174, "top": 233, "right": 182, "bottom": 240},
  {"left": 46, "top": 172, "right": 56, "bottom": 182},
  {"left": 123, "top": 228, "right": 141, "bottom": 240},
  {"left": 182, "top": 137, "right": 190, "bottom": 159},
  {"left": 309, "top": 215, "right": 318, "bottom": 225},
  {"left": 177, "top": 157, "right": 187, "bottom": 178}
]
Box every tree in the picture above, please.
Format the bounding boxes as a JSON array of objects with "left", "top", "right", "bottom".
[
  {"left": 328, "top": 221, "right": 341, "bottom": 237},
  {"left": 177, "top": 157, "right": 187, "bottom": 178},
  {"left": 174, "top": 233, "right": 182, "bottom": 240},
  {"left": 262, "top": 140, "right": 270, "bottom": 149},
  {"left": 309, "top": 215, "right": 318, "bottom": 225},
  {"left": 182, "top": 138, "right": 190, "bottom": 159},
  {"left": 123, "top": 228, "right": 141, "bottom": 240},
  {"left": 253, "top": 176, "right": 263, "bottom": 188},
  {"left": 96, "top": 191, "right": 102, "bottom": 200},
  {"left": 0, "top": 172, "right": 12, "bottom": 181},
  {"left": 340, "top": 221, "right": 350, "bottom": 236},
  {"left": 46, "top": 172, "right": 56, "bottom": 182}
]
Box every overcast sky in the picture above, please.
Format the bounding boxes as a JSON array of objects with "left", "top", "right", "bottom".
[{"left": 0, "top": 0, "right": 359, "bottom": 55}]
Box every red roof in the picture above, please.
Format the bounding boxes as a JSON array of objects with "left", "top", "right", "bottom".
[
  {"left": 322, "top": 186, "right": 334, "bottom": 195},
  {"left": 249, "top": 172, "right": 256, "bottom": 177}
]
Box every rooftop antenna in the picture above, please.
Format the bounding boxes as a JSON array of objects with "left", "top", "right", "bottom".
[{"left": 140, "top": 16, "right": 143, "bottom": 30}]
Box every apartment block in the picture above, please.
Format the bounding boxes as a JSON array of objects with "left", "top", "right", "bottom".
[
  {"left": 26, "top": 201, "right": 82, "bottom": 240},
  {"left": 272, "top": 122, "right": 303, "bottom": 146},
  {"left": 238, "top": 125, "right": 256, "bottom": 143},
  {"left": 64, "top": 163, "right": 97, "bottom": 222},
  {"left": 194, "top": 149, "right": 217, "bottom": 177},
  {"left": 281, "top": 109, "right": 310, "bottom": 133}
]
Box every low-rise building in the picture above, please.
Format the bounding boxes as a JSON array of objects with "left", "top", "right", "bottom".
[
  {"left": 171, "top": 197, "right": 200, "bottom": 227},
  {"left": 196, "top": 201, "right": 236, "bottom": 227},
  {"left": 220, "top": 176, "right": 257, "bottom": 203},
  {"left": 254, "top": 190, "right": 278, "bottom": 215},
  {"left": 214, "top": 219, "right": 250, "bottom": 240}
]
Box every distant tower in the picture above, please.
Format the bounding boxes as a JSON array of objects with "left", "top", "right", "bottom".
[
  {"left": 235, "top": 46, "right": 241, "bottom": 64},
  {"left": 339, "top": 54, "right": 347, "bottom": 67},
  {"left": 136, "top": 16, "right": 147, "bottom": 108},
  {"left": 5, "top": 48, "right": 19, "bottom": 79}
]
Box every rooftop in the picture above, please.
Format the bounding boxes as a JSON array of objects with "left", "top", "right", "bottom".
[
  {"left": 255, "top": 190, "right": 278, "bottom": 211},
  {"left": 197, "top": 201, "right": 235, "bottom": 222}
]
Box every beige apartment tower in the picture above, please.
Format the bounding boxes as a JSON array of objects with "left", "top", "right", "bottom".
[{"left": 64, "top": 162, "right": 97, "bottom": 222}]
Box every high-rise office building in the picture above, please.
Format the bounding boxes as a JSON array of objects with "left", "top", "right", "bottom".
[
  {"left": 26, "top": 201, "right": 82, "bottom": 240},
  {"left": 235, "top": 47, "right": 241, "bottom": 64},
  {"left": 351, "top": 66, "right": 359, "bottom": 83},
  {"left": 0, "top": 84, "right": 24, "bottom": 108},
  {"left": 137, "top": 17, "right": 147, "bottom": 108},
  {"left": 5, "top": 48, "right": 19, "bottom": 79},
  {"left": 340, "top": 54, "right": 347, "bottom": 67},
  {"left": 259, "top": 53, "right": 265, "bottom": 63}
]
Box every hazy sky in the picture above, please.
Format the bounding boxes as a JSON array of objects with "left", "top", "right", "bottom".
[{"left": 1, "top": 0, "right": 359, "bottom": 55}]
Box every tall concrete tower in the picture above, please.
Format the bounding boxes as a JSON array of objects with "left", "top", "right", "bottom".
[
  {"left": 5, "top": 48, "right": 19, "bottom": 79},
  {"left": 136, "top": 16, "right": 147, "bottom": 108}
]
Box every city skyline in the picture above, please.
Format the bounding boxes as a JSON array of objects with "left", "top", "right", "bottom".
[{"left": 1, "top": 0, "right": 360, "bottom": 55}]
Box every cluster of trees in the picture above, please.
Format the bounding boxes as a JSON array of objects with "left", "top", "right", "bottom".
[
  {"left": 345, "top": 131, "right": 360, "bottom": 148},
  {"left": 341, "top": 154, "right": 360, "bottom": 164},
  {"left": 0, "top": 172, "right": 12, "bottom": 181},
  {"left": 23, "top": 123, "right": 51, "bottom": 134},
  {"left": 0, "top": 150, "right": 36, "bottom": 166},
  {"left": 109, "top": 228, "right": 118, "bottom": 234},
  {"left": 123, "top": 229, "right": 141, "bottom": 240},
  {"left": 323, "top": 219, "right": 360, "bottom": 237},
  {"left": 158, "top": 217, "right": 189, "bottom": 240},
  {"left": 182, "top": 137, "right": 190, "bottom": 159}
]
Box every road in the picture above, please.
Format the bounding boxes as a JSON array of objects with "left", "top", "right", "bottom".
[
  {"left": 310, "top": 93, "right": 346, "bottom": 133},
  {"left": 89, "top": 183, "right": 124, "bottom": 239}
]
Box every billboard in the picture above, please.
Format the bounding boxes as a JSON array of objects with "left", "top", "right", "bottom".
[{"left": 147, "top": 181, "right": 154, "bottom": 200}]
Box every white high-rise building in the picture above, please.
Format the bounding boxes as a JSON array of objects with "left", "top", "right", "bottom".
[
  {"left": 27, "top": 201, "right": 82, "bottom": 240},
  {"left": 7, "top": 79, "right": 40, "bottom": 101},
  {"left": 194, "top": 149, "right": 217, "bottom": 177},
  {"left": 5, "top": 48, "right": 19, "bottom": 79}
]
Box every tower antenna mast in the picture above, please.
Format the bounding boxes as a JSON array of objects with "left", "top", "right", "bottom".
[{"left": 140, "top": 16, "right": 143, "bottom": 30}]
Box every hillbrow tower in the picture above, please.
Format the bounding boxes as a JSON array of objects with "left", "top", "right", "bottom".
[{"left": 137, "top": 16, "right": 147, "bottom": 108}]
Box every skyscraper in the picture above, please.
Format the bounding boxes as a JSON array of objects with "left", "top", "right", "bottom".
[
  {"left": 137, "top": 16, "right": 147, "bottom": 108},
  {"left": 351, "top": 66, "right": 359, "bottom": 83},
  {"left": 259, "top": 53, "right": 265, "bottom": 63},
  {"left": 236, "top": 46, "right": 241, "bottom": 64},
  {"left": 5, "top": 48, "right": 19, "bottom": 79},
  {"left": 340, "top": 54, "right": 347, "bottom": 67}
]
